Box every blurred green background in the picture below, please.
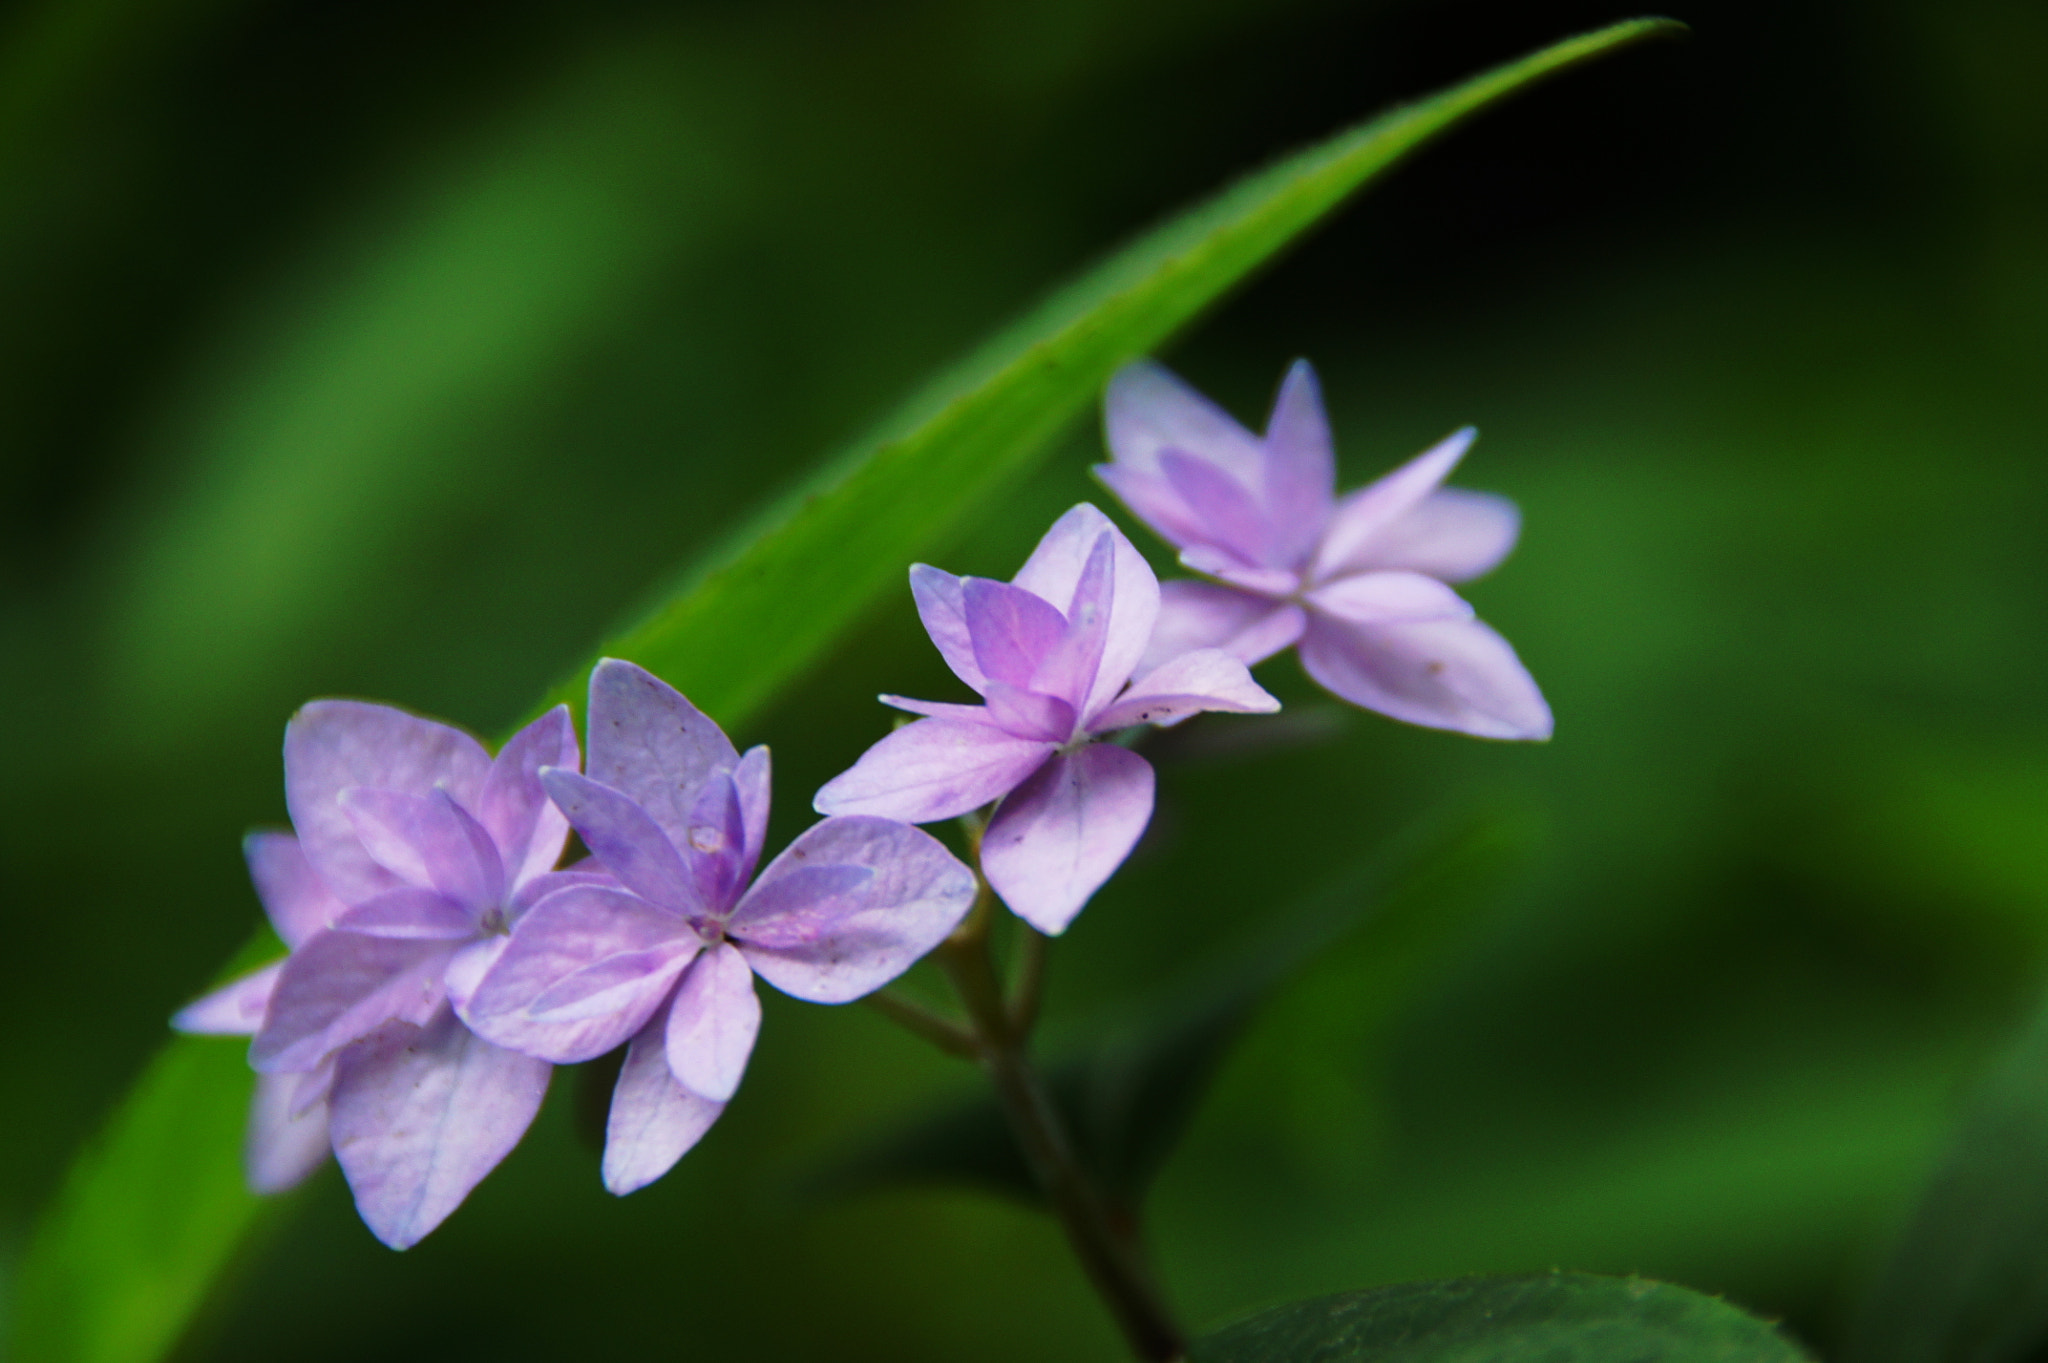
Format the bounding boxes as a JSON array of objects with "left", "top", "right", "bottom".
[{"left": 3, "top": 0, "right": 2046, "bottom": 1358}]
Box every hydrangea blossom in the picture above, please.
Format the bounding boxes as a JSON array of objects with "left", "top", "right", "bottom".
[
  {"left": 813, "top": 504, "right": 1279, "bottom": 934},
  {"left": 464, "top": 659, "right": 977, "bottom": 1195},
  {"left": 236, "top": 702, "right": 601, "bottom": 1248},
  {"left": 1098, "top": 359, "right": 1551, "bottom": 740}
]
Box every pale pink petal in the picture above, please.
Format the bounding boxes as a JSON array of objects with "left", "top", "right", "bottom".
[
  {"left": 1298, "top": 612, "right": 1552, "bottom": 740},
  {"left": 963, "top": 578, "right": 1066, "bottom": 688},
  {"left": 603, "top": 1002, "right": 726, "bottom": 1195},
  {"left": 733, "top": 816, "right": 976, "bottom": 1003},
  {"left": 332, "top": 887, "right": 476, "bottom": 940},
  {"left": 338, "top": 788, "right": 503, "bottom": 911},
  {"left": 244, "top": 832, "right": 342, "bottom": 948},
  {"left": 1011, "top": 507, "right": 1158, "bottom": 719},
  {"left": 246, "top": 1070, "right": 331, "bottom": 1194},
  {"left": 1343, "top": 487, "right": 1521, "bottom": 582},
  {"left": 981, "top": 746, "right": 1155, "bottom": 935},
  {"left": 327, "top": 1006, "right": 550, "bottom": 1249},
  {"left": 1103, "top": 359, "right": 1266, "bottom": 486},
  {"left": 982, "top": 681, "right": 1077, "bottom": 743},
  {"left": 812, "top": 717, "right": 1052, "bottom": 823},
  {"left": 1261, "top": 359, "right": 1336, "bottom": 565},
  {"left": 731, "top": 746, "right": 772, "bottom": 888},
  {"left": 909, "top": 565, "right": 987, "bottom": 695},
  {"left": 1310, "top": 428, "right": 1475, "bottom": 581},
  {"left": 1179, "top": 544, "right": 1298, "bottom": 598},
  {"left": 1090, "top": 648, "right": 1281, "bottom": 731},
  {"left": 1161, "top": 452, "right": 1273, "bottom": 566},
  {"left": 1139, "top": 581, "right": 1304, "bottom": 672},
  {"left": 250, "top": 932, "right": 451, "bottom": 1074},
  {"left": 664, "top": 944, "right": 759, "bottom": 1103},
  {"left": 172, "top": 961, "right": 283, "bottom": 1035},
  {"left": 462, "top": 885, "right": 697, "bottom": 1063},
  {"left": 285, "top": 701, "right": 492, "bottom": 904},
  {"left": 584, "top": 659, "right": 738, "bottom": 847},
  {"left": 539, "top": 770, "right": 696, "bottom": 915},
  {"left": 1305, "top": 570, "right": 1474, "bottom": 626},
  {"left": 478, "top": 706, "right": 577, "bottom": 889}
]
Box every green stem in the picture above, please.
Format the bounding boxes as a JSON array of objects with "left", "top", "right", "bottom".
[{"left": 863, "top": 989, "right": 978, "bottom": 1060}]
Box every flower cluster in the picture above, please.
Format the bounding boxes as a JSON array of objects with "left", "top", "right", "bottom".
[{"left": 175, "top": 358, "right": 1545, "bottom": 1247}]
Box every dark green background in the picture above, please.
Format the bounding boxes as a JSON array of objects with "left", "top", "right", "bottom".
[{"left": 3, "top": 0, "right": 2045, "bottom": 1358}]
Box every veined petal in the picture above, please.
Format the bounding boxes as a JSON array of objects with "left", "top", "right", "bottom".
[
  {"left": 1138, "top": 580, "right": 1305, "bottom": 672},
  {"left": 285, "top": 701, "right": 491, "bottom": 904},
  {"left": 244, "top": 832, "right": 342, "bottom": 949},
  {"left": 327, "top": 1006, "right": 550, "bottom": 1249},
  {"left": 172, "top": 960, "right": 283, "bottom": 1036},
  {"left": 1305, "top": 570, "right": 1474, "bottom": 625},
  {"left": 1010, "top": 506, "right": 1158, "bottom": 719},
  {"left": 1261, "top": 359, "right": 1336, "bottom": 565},
  {"left": 1179, "top": 544, "right": 1298, "bottom": 597},
  {"left": 338, "top": 788, "right": 504, "bottom": 912},
  {"left": 333, "top": 886, "right": 477, "bottom": 940},
  {"left": 982, "top": 681, "right": 1077, "bottom": 743},
  {"left": 246, "top": 1069, "right": 331, "bottom": 1194},
  {"left": 603, "top": 1002, "right": 726, "bottom": 1195},
  {"left": 250, "top": 931, "right": 450, "bottom": 1074},
  {"left": 1103, "top": 359, "right": 1266, "bottom": 486},
  {"left": 731, "top": 746, "right": 772, "bottom": 890},
  {"left": 1298, "top": 612, "right": 1552, "bottom": 740},
  {"left": 478, "top": 706, "right": 577, "bottom": 890},
  {"left": 910, "top": 565, "right": 987, "bottom": 694},
  {"left": 733, "top": 816, "right": 976, "bottom": 1003},
  {"left": 679, "top": 773, "right": 748, "bottom": 917},
  {"left": 1090, "top": 648, "right": 1281, "bottom": 731},
  {"left": 442, "top": 935, "right": 508, "bottom": 1013},
  {"left": 812, "top": 717, "right": 1052, "bottom": 824},
  {"left": 505, "top": 865, "right": 617, "bottom": 919},
  {"left": 1027, "top": 533, "right": 1114, "bottom": 712},
  {"left": 1161, "top": 452, "right": 1273, "bottom": 567},
  {"left": 963, "top": 578, "right": 1066, "bottom": 689},
  {"left": 664, "top": 944, "right": 759, "bottom": 1103},
  {"left": 463, "top": 885, "right": 698, "bottom": 1063},
  {"left": 1310, "top": 427, "right": 1476, "bottom": 580},
  {"left": 982, "top": 746, "right": 1155, "bottom": 936},
  {"left": 585, "top": 659, "right": 738, "bottom": 847},
  {"left": 540, "top": 770, "right": 697, "bottom": 916},
  {"left": 1343, "top": 487, "right": 1521, "bottom": 582}
]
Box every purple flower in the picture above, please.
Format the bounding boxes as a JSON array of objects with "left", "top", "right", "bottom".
[
  {"left": 812, "top": 504, "right": 1279, "bottom": 935},
  {"left": 1098, "top": 359, "right": 1551, "bottom": 740},
  {"left": 463, "top": 659, "right": 977, "bottom": 1195},
  {"left": 234, "top": 702, "right": 597, "bottom": 1248}
]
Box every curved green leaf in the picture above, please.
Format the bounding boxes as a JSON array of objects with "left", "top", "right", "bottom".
[{"left": 1191, "top": 1274, "right": 1809, "bottom": 1363}]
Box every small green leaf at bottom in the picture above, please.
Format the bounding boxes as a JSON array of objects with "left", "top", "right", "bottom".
[{"left": 1190, "top": 1273, "right": 1809, "bottom": 1363}]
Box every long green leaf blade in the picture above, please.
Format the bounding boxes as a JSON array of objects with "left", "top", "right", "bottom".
[{"left": 556, "top": 15, "right": 1685, "bottom": 726}]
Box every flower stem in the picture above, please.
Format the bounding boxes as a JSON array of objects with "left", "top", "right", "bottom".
[
  {"left": 933, "top": 881, "right": 1186, "bottom": 1363},
  {"left": 863, "top": 989, "right": 978, "bottom": 1060}
]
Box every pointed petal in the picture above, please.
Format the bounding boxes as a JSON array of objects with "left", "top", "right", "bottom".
[
  {"left": 1027, "top": 532, "right": 1113, "bottom": 713},
  {"left": 327, "top": 1007, "right": 550, "bottom": 1249},
  {"left": 734, "top": 816, "right": 976, "bottom": 1003},
  {"left": 338, "top": 788, "right": 503, "bottom": 911},
  {"left": 1310, "top": 427, "right": 1476, "bottom": 580},
  {"left": 879, "top": 694, "right": 993, "bottom": 722},
  {"left": 1139, "top": 580, "right": 1305, "bottom": 672},
  {"left": 981, "top": 746, "right": 1155, "bottom": 935},
  {"left": 664, "top": 944, "right": 759, "bottom": 1103},
  {"left": 1160, "top": 451, "right": 1274, "bottom": 566},
  {"left": 1305, "top": 570, "right": 1474, "bottom": 625},
  {"left": 1298, "top": 612, "right": 1552, "bottom": 740},
  {"left": 603, "top": 1002, "right": 725, "bottom": 1195},
  {"left": 1179, "top": 544, "right": 1298, "bottom": 597},
  {"left": 285, "top": 701, "right": 492, "bottom": 904},
  {"left": 1103, "top": 359, "right": 1265, "bottom": 485},
  {"left": 813, "top": 717, "right": 1052, "bottom": 823},
  {"left": 1344, "top": 487, "right": 1521, "bottom": 582},
  {"left": 463, "top": 885, "right": 697, "bottom": 1063},
  {"left": 172, "top": 961, "right": 283, "bottom": 1035},
  {"left": 333, "top": 886, "right": 477, "bottom": 940},
  {"left": 540, "top": 769, "right": 696, "bottom": 915},
  {"left": 731, "top": 746, "right": 771, "bottom": 888},
  {"left": 981, "top": 681, "right": 1077, "bottom": 743},
  {"left": 1261, "top": 359, "right": 1336, "bottom": 565},
  {"left": 584, "top": 659, "right": 739, "bottom": 847},
  {"left": 1009, "top": 507, "right": 1159, "bottom": 720},
  {"left": 250, "top": 932, "right": 450, "bottom": 1073},
  {"left": 244, "top": 832, "right": 342, "bottom": 949},
  {"left": 678, "top": 773, "right": 749, "bottom": 916},
  {"left": 910, "top": 565, "right": 987, "bottom": 694},
  {"left": 963, "top": 577, "right": 1067, "bottom": 689},
  {"left": 1094, "top": 462, "right": 1210, "bottom": 551},
  {"left": 478, "top": 706, "right": 577, "bottom": 890},
  {"left": 246, "top": 1070, "right": 331, "bottom": 1194},
  {"left": 1090, "top": 648, "right": 1281, "bottom": 731}
]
